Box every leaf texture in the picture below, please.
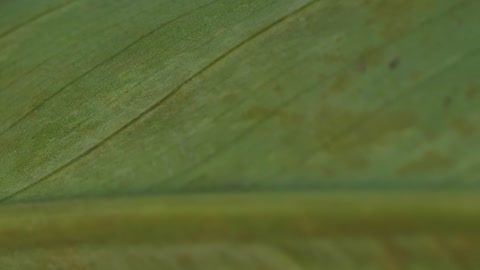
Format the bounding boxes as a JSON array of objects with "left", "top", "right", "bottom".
[{"left": 1, "top": 0, "right": 480, "bottom": 268}]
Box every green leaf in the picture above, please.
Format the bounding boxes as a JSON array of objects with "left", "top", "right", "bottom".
[{"left": 1, "top": 0, "right": 479, "bottom": 268}]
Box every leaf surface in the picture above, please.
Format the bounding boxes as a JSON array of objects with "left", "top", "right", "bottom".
[{"left": 1, "top": 0, "right": 480, "bottom": 268}]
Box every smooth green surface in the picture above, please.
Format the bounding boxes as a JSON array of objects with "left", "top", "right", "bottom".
[{"left": 1, "top": 0, "right": 480, "bottom": 268}]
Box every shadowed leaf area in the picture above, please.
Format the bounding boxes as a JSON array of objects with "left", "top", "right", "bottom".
[{"left": 1, "top": 0, "right": 479, "bottom": 268}]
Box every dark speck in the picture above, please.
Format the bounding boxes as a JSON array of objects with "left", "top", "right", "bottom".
[{"left": 388, "top": 57, "right": 400, "bottom": 70}]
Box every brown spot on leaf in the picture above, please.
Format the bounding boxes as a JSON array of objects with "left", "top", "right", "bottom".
[
  {"left": 445, "top": 236, "right": 480, "bottom": 269},
  {"left": 313, "top": 104, "right": 416, "bottom": 173},
  {"left": 363, "top": 0, "right": 415, "bottom": 39},
  {"left": 397, "top": 150, "right": 454, "bottom": 176},
  {"left": 410, "top": 71, "right": 423, "bottom": 82},
  {"left": 451, "top": 117, "right": 476, "bottom": 138},
  {"left": 176, "top": 253, "right": 193, "bottom": 267},
  {"left": 321, "top": 166, "right": 334, "bottom": 176},
  {"left": 376, "top": 238, "right": 403, "bottom": 270},
  {"left": 316, "top": 104, "right": 417, "bottom": 153},
  {"left": 274, "top": 85, "right": 284, "bottom": 94},
  {"left": 253, "top": 255, "right": 273, "bottom": 269},
  {"left": 356, "top": 47, "right": 384, "bottom": 72},
  {"left": 465, "top": 84, "right": 480, "bottom": 99},
  {"left": 451, "top": 12, "right": 464, "bottom": 27}
]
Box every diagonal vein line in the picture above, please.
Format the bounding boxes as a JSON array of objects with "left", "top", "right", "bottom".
[
  {"left": 0, "top": 58, "right": 49, "bottom": 96},
  {"left": 7, "top": 0, "right": 473, "bottom": 199},
  {"left": 12, "top": 0, "right": 469, "bottom": 197},
  {"left": 0, "top": 0, "right": 78, "bottom": 40},
  {"left": 175, "top": 1, "right": 478, "bottom": 192},
  {"left": 0, "top": 0, "right": 321, "bottom": 202},
  {"left": 0, "top": 0, "right": 222, "bottom": 138},
  {"left": 162, "top": 83, "right": 321, "bottom": 191},
  {"left": 155, "top": 0, "right": 475, "bottom": 189}
]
